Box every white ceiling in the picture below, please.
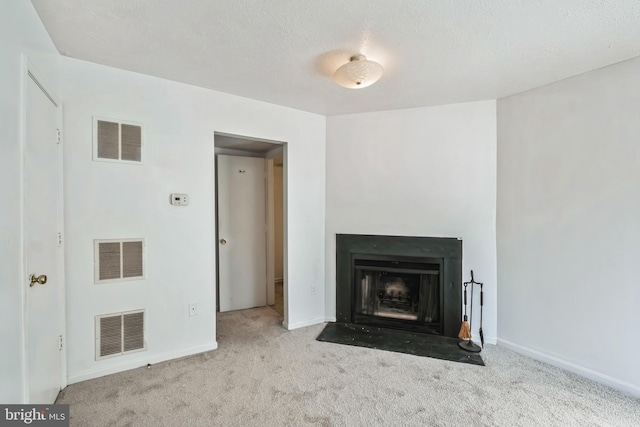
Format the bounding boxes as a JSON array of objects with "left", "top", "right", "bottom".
[{"left": 31, "top": 0, "right": 640, "bottom": 115}]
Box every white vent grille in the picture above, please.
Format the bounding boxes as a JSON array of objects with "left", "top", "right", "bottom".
[
  {"left": 122, "top": 241, "right": 144, "bottom": 278},
  {"left": 95, "top": 239, "right": 145, "bottom": 283},
  {"left": 98, "top": 242, "right": 121, "bottom": 281},
  {"left": 99, "top": 315, "right": 122, "bottom": 357},
  {"left": 97, "top": 120, "right": 119, "bottom": 159},
  {"left": 96, "top": 310, "right": 146, "bottom": 360},
  {"left": 123, "top": 311, "right": 145, "bottom": 352},
  {"left": 93, "top": 117, "right": 143, "bottom": 163},
  {"left": 120, "top": 124, "right": 142, "bottom": 161}
]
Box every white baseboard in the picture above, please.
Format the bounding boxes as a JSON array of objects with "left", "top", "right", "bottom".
[
  {"left": 67, "top": 342, "right": 218, "bottom": 385},
  {"left": 498, "top": 338, "right": 640, "bottom": 398},
  {"left": 483, "top": 335, "right": 497, "bottom": 345},
  {"left": 283, "top": 317, "right": 325, "bottom": 330},
  {"left": 324, "top": 316, "right": 336, "bottom": 323}
]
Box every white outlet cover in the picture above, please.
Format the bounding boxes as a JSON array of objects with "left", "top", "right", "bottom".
[{"left": 188, "top": 303, "right": 197, "bottom": 316}]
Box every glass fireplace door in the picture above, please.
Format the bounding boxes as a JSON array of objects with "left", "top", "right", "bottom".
[{"left": 353, "top": 258, "right": 441, "bottom": 333}]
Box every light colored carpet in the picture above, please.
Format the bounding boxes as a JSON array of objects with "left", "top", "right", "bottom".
[{"left": 57, "top": 307, "right": 640, "bottom": 426}]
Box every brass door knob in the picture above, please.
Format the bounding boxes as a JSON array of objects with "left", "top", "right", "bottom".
[
  {"left": 29, "top": 274, "right": 47, "bottom": 287},
  {"left": 220, "top": 239, "right": 227, "bottom": 245}
]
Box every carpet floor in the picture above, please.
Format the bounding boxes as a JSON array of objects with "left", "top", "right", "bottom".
[{"left": 57, "top": 307, "right": 640, "bottom": 426}]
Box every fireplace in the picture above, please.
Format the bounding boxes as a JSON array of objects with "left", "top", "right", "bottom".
[
  {"left": 336, "top": 234, "right": 462, "bottom": 337},
  {"left": 354, "top": 256, "right": 442, "bottom": 334}
]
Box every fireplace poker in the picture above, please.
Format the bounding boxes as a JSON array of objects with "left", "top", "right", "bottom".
[{"left": 479, "top": 282, "right": 484, "bottom": 348}]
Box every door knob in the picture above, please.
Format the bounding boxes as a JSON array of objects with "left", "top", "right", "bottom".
[
  {"left": 220, "top": 239, "right": 227, "bottom": 245},
  {"left": 29, "top": 274, "right": 47, "bottom": 287}
]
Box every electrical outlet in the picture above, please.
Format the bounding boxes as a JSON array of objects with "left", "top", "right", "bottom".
[
  {"left": 311, "top": 285, "right": 317, "bottom": 295},
  {"left": 188, "top": 303, "right": 198, "bottom": 317}
]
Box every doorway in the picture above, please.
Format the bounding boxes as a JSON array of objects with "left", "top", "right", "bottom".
[{"left": 214, "top": 133, "right": 286, "bottom": 321}]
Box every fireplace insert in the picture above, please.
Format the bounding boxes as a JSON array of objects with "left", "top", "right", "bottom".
[
  {"left": 353, "top": 256, "right": 442, "bottom": 334},
  {"left": 336, "top": 234, "right": 462, "bottom": 338}
]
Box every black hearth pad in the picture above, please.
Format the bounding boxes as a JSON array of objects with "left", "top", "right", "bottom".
[{"left": 316, "top": 322, "right": 485, "bottom": 366}]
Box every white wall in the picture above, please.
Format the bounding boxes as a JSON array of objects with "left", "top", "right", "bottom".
[
  {"left": 60, "top": 57, "right": 326, "bottom": 383},
  {"left": 0, "top": 1, "right": 60, "bottom": 403},
  {"left": 325, "top": 101, "right": 497, "bottom": 341},
  {"left": 497, "top": 57, "right": 640, "bottom": 396}
]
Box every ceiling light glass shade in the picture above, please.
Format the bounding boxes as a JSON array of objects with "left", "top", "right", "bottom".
[{"left": 333, "top": 54, "right": 384, "bottom": 89}]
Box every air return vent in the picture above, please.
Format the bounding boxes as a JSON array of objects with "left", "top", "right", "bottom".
[
  {"left": 93, "top": 117, "right": 143, "bottom": 162},
  {"left": 95, "top": 310, "right": 146, "bottom": 360},
  {"left": 94, "top": 239, "right": 145, "bottom": 283}
]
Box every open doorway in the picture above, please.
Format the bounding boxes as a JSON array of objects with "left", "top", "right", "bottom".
[{"left": 214, "top": 132, "right": 286, "bottom": 322}]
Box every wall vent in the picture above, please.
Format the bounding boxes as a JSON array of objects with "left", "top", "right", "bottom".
[
  {"left": 94, "top": 239, "right": 145, "bottom": 283},
  {"left": 95, "top": 310, "right": 146, "bottom": 360},
  {"left": 93, "top": 117, "right": 143, "bottom": 163}
]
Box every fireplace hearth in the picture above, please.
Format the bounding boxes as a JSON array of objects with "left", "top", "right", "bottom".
[{"left": 336, "top": 234, "right": 462, "bottom": 338}]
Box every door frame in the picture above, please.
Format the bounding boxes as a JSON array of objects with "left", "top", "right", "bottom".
[
  {"left": 212, "top": 132, "right": 287, "bottom": 325},
  {"left": 20, "top": 57, "right": 67, "bottom": 402},
  {"left": 265, "top": 147, "right": 284, "bottom": 308}
]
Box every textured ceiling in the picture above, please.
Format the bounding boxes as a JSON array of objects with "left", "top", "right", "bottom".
[{"left": 31, "top": 0, "right": 640, "bottom": 115}]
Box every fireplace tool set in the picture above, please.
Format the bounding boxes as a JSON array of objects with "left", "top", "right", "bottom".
[{"left": 458, "top": 270, "right": 484, "bottom": 353}]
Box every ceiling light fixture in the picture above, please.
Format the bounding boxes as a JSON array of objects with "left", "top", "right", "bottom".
[{"left": 333, "top": 54, "right": 384, "bottom": 89}]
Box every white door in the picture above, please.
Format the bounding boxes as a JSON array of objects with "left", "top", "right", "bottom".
[
  {"left": 217, "top": 155, "right": 267, "bottom": 312},
  {"left": 25, "top": 71, "right": 64, "bottom": 403}
]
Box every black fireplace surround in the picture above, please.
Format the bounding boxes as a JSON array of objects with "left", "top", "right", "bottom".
[{"left": 336, "top": 234, "right": 462, "bottom": 338}]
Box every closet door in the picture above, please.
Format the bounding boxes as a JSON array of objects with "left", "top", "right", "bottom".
[{"left": 217, "top": 155, "right": 267, "bottom": 312}]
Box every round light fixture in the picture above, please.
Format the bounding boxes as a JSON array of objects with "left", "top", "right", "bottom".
[{"left": 333, "top": 54, "right": 384, "bottom": 89}]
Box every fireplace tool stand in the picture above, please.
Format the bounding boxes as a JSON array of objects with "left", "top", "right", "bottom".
[{"left": 459, "top": 270, "right": 484, "bottom": 353}]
